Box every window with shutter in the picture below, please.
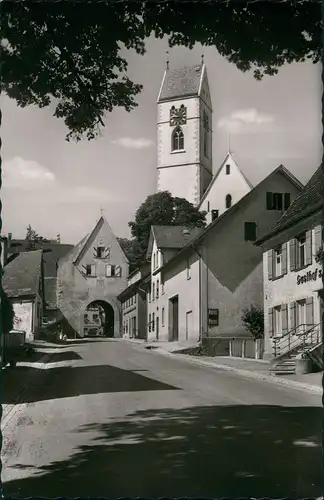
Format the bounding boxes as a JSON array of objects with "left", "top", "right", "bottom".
[
  {"left": 244, "top": 222, "right": 257, "bottom": 241},
  {"left": 273, "top": 193, "right": 283, "bottom": 210},
  {"left": 282, "top": 304, "right": 288, "bottom": 335},
  {"left": 296, "top": 233, "right": 306, "bottom": 268},
  {"left": 268, "top": 308, "right": 274, "bottom": 338},
  {"left": 305, "top": 230, "right": 312, "bottom": 266},
  {"left": 106, "top": 265, "right": 116, "bottom": 277},
  {"left": 305, "top": 296, "right": 314, "bottom": 328},
  {"left": 314, "top": 225, "right": 322, "bottom": 255},
  {"left": 266, "top": 192, "right": 274, "bottom": 210},
  {"left": 267, "top": 250, "right": 274, "bottom": 280},
  {"left": 281, "top": 243, "right": 288, "bottom": 275},
  {"left": 290, "top": 302, "right": 296, "bottom": 332},
  {"left": 284, "top": 193, "right": 291, "bottom": 210},
  {"left": 289, "top": 239, "right": 296, "bottom": 271}
]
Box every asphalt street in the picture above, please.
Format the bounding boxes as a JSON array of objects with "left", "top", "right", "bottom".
[{"left": 1, "top": 338, "right": 322, "bottom": 498}]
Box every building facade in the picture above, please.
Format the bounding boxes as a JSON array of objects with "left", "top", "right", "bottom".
[
  {"left": 153, "top": 165, "right": 304, "bottom": 357},
  {"left": 2, "top": 250, "right": 44, "bottom": 341},
  {"left": 256, "top": 164, "right": 323, "bottom": 359},
  {"left": 118, "top": 266, "right": 150, "bottom": 340},
  {"left": 57, "top": 215, "right": 128, "bottom": 338}
]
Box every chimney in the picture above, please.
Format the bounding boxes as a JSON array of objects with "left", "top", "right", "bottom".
[{"left": 57, "top": 234, "right": 61, "bottom": 244}]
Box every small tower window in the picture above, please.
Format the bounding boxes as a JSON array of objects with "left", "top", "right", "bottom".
[
  {"left": 172, "top": 127, "right": 184, "bottom": 151},
  {"left": 203, "top": 110, "right": 209, "bottom": 158},
  {"left": 226, "top": 164, "right": 230, "bottom": 175},
  {"left": 225, "top": 194, "right": 232, "bottom": 209}
]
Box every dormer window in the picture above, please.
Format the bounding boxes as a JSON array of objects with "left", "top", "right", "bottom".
[
  {"left": 225, "top": 194, "right": 232, "bottom": 209},
  {"left": 172, "top": 126, "right": 184, "bottom": 151},
  {"left": 226, "top": 164, "right": 230, "bottom": 175},
  {"left": 96, "top": 246, "right": 105, "bottom": 258}
]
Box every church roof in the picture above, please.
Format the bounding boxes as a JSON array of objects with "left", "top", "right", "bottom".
[
  {"left": 256, "top": 164, "right": 323, "bottom": 245},
  {"left": 158, "top": 64, "right": 204, "bottom": 102}
]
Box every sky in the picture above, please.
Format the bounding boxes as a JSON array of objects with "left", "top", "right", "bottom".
[{"left": 1, "top": 35, "right": 322, "bottom": 244}]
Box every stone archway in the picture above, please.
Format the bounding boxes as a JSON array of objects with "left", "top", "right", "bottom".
[{"left": 82, "top": 299, "right": 116, "bottom": 338}]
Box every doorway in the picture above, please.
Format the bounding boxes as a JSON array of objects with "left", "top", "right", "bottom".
[
  {"left": 169, "top": 296, "right": 179, "bottom": 341},
  {"left": 83, "top": 300, "right": 114, "bottom": 338},
  {"left": 185, "top": 310, "right": 193, "bottom": 341}
]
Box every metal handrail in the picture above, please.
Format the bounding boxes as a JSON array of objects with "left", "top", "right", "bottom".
[{"left": 273, "top": 323, "right": 321, "bottom": 358}]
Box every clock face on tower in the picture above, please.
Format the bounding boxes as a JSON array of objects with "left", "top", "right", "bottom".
[{"left": 170, "top": 105, "right": 187, "bottom": 126}]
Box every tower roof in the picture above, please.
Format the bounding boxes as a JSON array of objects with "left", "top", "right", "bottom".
[{"left": 158, "top": 64, "right": 204, "bottom": 102}]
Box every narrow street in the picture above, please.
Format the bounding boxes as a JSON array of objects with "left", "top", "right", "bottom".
[{"left": 2, "top": 338, "right": 322, "bottom": 498}]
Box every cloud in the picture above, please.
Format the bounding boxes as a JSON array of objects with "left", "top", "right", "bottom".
[
  {"left": 3, "top": 157, "right": 56, "bottom": 190},
  {"left": 217, "top": 108, "right": 275, "bottom": 133},
  {"left": 112, "top": 137, "right": 154, "bottom": 149}
]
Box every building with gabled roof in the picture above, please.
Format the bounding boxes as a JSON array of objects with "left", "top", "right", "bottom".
[
  {"left": 2, "top": 250, "right": 45, "bottom": 341},
  {"left": 255, "top": 164, "right": 323, "bottom": 366},
  {"left": 149, "top": 164, "right": 303, "bottom": 354},
  {"left": 57, "top": 215, "right": 128, "bottom": 338}
]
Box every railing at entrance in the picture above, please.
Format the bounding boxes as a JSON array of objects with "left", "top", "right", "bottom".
[{"left": 272, "top": 323, "right": 321, "bottom": 359}]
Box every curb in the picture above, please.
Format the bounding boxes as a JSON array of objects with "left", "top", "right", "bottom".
[
  {"left": 153, "top": 348, "right": 322, "bottom": 394},
  {"left": 2, "top": 351, "right": 53, "bottom": 430}
]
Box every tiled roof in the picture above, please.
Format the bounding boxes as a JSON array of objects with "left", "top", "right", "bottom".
[
  {"left": 158, "top": 64, "right": 203, "bottom": 101},
  {"left": 153, "top": 225, "right": 204, "bottom": 249},
  {"left": 3, "top": 250, "right": 43, "bottom": 298},
  {"left": 8, "top": 240, "right": 73, "bottom": 278},
  {"left": 256, "top": 164, "right": 323, "bottom": 244},
  {"left": 44, "top": 277, "right": 58, "bottom": 309},
  {"left": 155, "top": 164, "right": 304, "bottom": 275},
  {"left": 117, "top": 271, "right": 150, "bottom": 302}
]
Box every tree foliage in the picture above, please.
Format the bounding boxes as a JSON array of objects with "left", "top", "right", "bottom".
[
  {"left": 25, "top": 225, "right": 49, "bottom": 243},
  {"left": 1, "top": 1, "right": 320, "bottom": 141},
  {"left": 128, "top": 191, "right": 206, "bottom": 265},
  {"left": 241, "top": 305, "right": 264, "bottom": 341}
]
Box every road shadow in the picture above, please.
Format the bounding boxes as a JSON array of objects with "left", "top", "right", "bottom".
[
  {"left": 4, "top": 404, "right": 322, "bottom": 498},
  {"left": 22, "top": 350, "right": 82, "bottom": 364},
  {"left": 2, "top": 364, "right": 179, "bottom": 404}
]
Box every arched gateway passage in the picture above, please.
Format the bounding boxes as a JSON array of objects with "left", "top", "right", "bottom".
[{"left": 83, "top": 300, "right": 115, "bottom": 338}]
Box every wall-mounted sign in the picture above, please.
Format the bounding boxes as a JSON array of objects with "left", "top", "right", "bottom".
[
  {"left": 297, "top": 267, "right": 323, "bottom": 285},
  {"left": 208, "top": 308, "right": 219, "bottom": 327}
]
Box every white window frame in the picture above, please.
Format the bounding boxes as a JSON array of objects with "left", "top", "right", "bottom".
[
  {"left": 275, "top": 246, "right": 282, "bottom": 277},
  {"left": 297, "top": 234, "right": 306, "bottom": 268}
]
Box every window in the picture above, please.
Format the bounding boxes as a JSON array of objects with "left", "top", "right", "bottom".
[
  {"left": 171, "top": 126, "right": 184, "bottom": 151},
  {"left": 297, "top": 234, "right": 306, "bottom": 268},
  {"left": 106, "top": 265, "right": 121, "bottom": 277},
  {"left": 161, "top": 278, "right": 165, "bottom": 295},
  {"left": 148, "top": 313, "right": 151, "bottom": 332},
  {"left": 266, "top": 192, "right": 291, "bottom": 211},
  {"left": 95, "top": 246, "right": 105, "bottom": 259},
  {"left": 211, "top": 209, "right": 219, "bottom": 221},
  {"left": 153, "top": 253, "right": 156, "bottom": 270},
  {"left": 297, "top": 299, "right": 306, "bottom": 333},
  {"left": 244, "top": 222, "right": 257, "bottom": 242},
  {"left": 134, "top": 294, "right": 136, "bottom": 304},
  {"left": 156, "top": 280, "right": 159, "bottom": 299},
  {"left": 162, "top": 307, "right": 165, "bottom": 326},
  {"left": 207, "top": 201, "right": 210, "bottom": 212},
  {"left": 148, "top": 289, "right": 151, "bottom": 303},
  {"left": 152, "top": 313, "right": 155, "bottom": 331},
  {"left": 93, "top": 314, "right": 99, "bottom": 323},
  {"left": 275, "top": 246, "right": 282, "bottom": 277},
  {"left": 152, "top": 283, "right": 155, "bottom": 301},
  {"left": 186, "top": 259, "right": 191, "bottom": 279},
  {"left": 225, "top": 194, "right": 232, "bottom": 209},
  {"left": 208, "top": 308, "right": 219, "bottom": 327},
  {"left": 226, "top": 164, "right": 230, "bottom": 175},
  {"left": 85, "top": 264, "right": 96, "bottom": 276}
]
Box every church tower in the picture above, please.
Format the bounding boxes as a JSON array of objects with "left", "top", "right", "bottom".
[{"left": 156, "top": 63, "right": 213, "bottom": 206}]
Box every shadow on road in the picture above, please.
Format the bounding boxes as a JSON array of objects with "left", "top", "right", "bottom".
[
  {"left": 2, "top": 364, "right": 179, "bottom": 404},
  {"left": 4, "top": 405, "right": 322, "bottom": 498},
  {"left": 23, "top": 350, "right": 83, "bottom": 364}
]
